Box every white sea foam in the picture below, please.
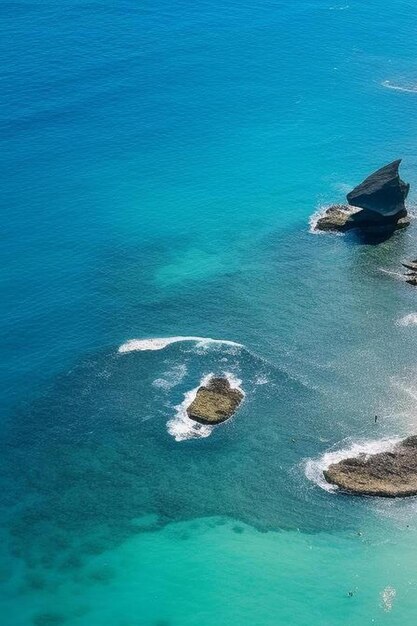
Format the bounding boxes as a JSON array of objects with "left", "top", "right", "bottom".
[
  {"left": 118, "top": 336, "right": 243, "bottom": 353},
  {"left": 305, "top": 438, "right": 400, "bottom": 492},
  {"left": 382, "top": 80, "right": 417, "bottom": 93},
  {"left": 407, "top": 205, "right": 417, "bottom": 219},
  {"left": 223, "top": 371, "right": 245, "bottom": 395},
  {"left": 396, "top": 313, "right": 417, "bottom": 327},
  {"left": 309, "top": 205, "right": 328, "bottom": 234},
  {"left": 152, "top": 363, "right": 188, "bottom": 390},
  {"left": 167, "top": 372, "right": 245, "bottom": 442},
  {"left": 381, "top": 586, "right": 396, "bottom": 612}
]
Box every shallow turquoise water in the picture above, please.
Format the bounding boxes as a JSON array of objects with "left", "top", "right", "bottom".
[{"left": 2, "top": 0, "right": 417, "bottom": 624}]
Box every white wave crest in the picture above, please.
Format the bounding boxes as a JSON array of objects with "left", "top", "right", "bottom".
[
  {"left": 223, "top": 371, "right": 245, "bottom": 395},
  {"left": 396, "top": 313, "right": 417, "bottom": 327},
  {"left": 304, "top": 438, "right": 400, "bottom": 492},
  {"left": 167, "top": 372, "right": 245, "bottom": 442},
  {"left": 118, "top": 336, "right": 243, "bottom": 353},
  {"left": 382, "top": 80, "right": 417, "bottom": 93}
]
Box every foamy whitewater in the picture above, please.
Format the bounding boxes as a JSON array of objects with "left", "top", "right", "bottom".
[
  {"left": 396, "top": 313, "right": 417, "bottom": 326},
  {"left": 118, "top": 337, "right": 243, "bottom": 353},
  {"left": 308, "top": 205, "right": 330, "bottom": 234},
  {"left": 381, "top": 586, "right": 397, "bottom": 612},
  {"left": 167, "top": 372, "right": 245, "bottom": 442},
  {"left": 304, "top": 438, "right": 401, "bottom": 492}
]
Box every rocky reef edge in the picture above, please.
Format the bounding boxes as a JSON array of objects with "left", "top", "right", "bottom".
[{"left": 324, "top": 436, "right": 417, "bottom": 497}]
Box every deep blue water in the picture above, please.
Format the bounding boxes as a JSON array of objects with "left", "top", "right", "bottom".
[{"left": 2, "top": 1, "right": 417, "bottom": 624}]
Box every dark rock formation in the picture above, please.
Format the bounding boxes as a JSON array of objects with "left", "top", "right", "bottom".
[
  {"left": 346, "top": 160, "right": 409, "bottom": 217},
  {"left": 324, "top": 436, "right": 417, "bottom": 497},
  {"left": 314, "top": 160, "right": 410, "bottom": 239},
  {"left": 401, "top": 260, "right": 417, "bottom": 285},
  {"left": 187, "top": 377, "right": 244, "bottom": 425},
  {"left": 400, "top": 260, "right": 417, "bottom": 285},
  {"left": 315, "top": 205, "right": 409, "bottom": 233},
  {"left": 402, "top": 260, "right": 417, "bottom": 272},
  {"left": 406, "top": 275, "right": 417, "bottom": 287}
]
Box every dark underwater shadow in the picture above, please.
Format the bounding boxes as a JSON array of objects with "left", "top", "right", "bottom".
[
  {"left": 0, "top": 339, "right": 376, "bottom": 584},
  {"left": 343, "top": 224, "right": 411, "bottom": 246}
]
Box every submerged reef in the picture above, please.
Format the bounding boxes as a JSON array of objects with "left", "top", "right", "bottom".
[
  {"left": 187, "top": 377, "right": 243, "bottom": 425},
  {"left": 324, "top": 436, "right": 417, "bottom": 497},
  {"left": 315, "top": 160, "right": 410, "bottom": 240}
]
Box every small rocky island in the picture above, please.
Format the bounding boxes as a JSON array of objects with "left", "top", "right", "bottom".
[
  {"left": 324, "top": 436, "right": 417, "bottom": 497},
  {"left": 315, "top": 160, "right": 410, "bottom": 238},
  {"left": 187, "top": 377, "right": 244, "bottom": 425}
]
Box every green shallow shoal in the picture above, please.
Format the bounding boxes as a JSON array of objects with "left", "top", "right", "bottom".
[{"left": 5, "top": 515, "right": 417, "bottom": 626}]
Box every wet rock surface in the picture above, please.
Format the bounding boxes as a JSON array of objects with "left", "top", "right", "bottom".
[
  {"left": 315, "top": 205, "right": 358, "bottom": 232},
  {"left": 187, "top": 377, "right": 244, "bottom": 425},
  {"left": 324, "top": 436, "right": 417, "bottom": 497}
]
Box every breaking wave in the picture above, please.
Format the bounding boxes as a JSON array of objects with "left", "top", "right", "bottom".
[
  {"left": 309, "top": 205, "right": 329, "bottom": 234},
  {"left": 304, "top": 438, "right": 400, "bottom": 492},
  {"left": 396, "top": 313, "right": 417, "bottom": 327},
  {"left": 118, "top": 336, "right": 243, "bottom": 353},
  {"left": 167, "top": 372, "right": 245, "bottom": 442}
]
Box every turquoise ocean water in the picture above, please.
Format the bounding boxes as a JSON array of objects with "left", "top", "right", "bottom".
[{"left": 2, "top": 1, "right": 417, "bottom": 624}]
